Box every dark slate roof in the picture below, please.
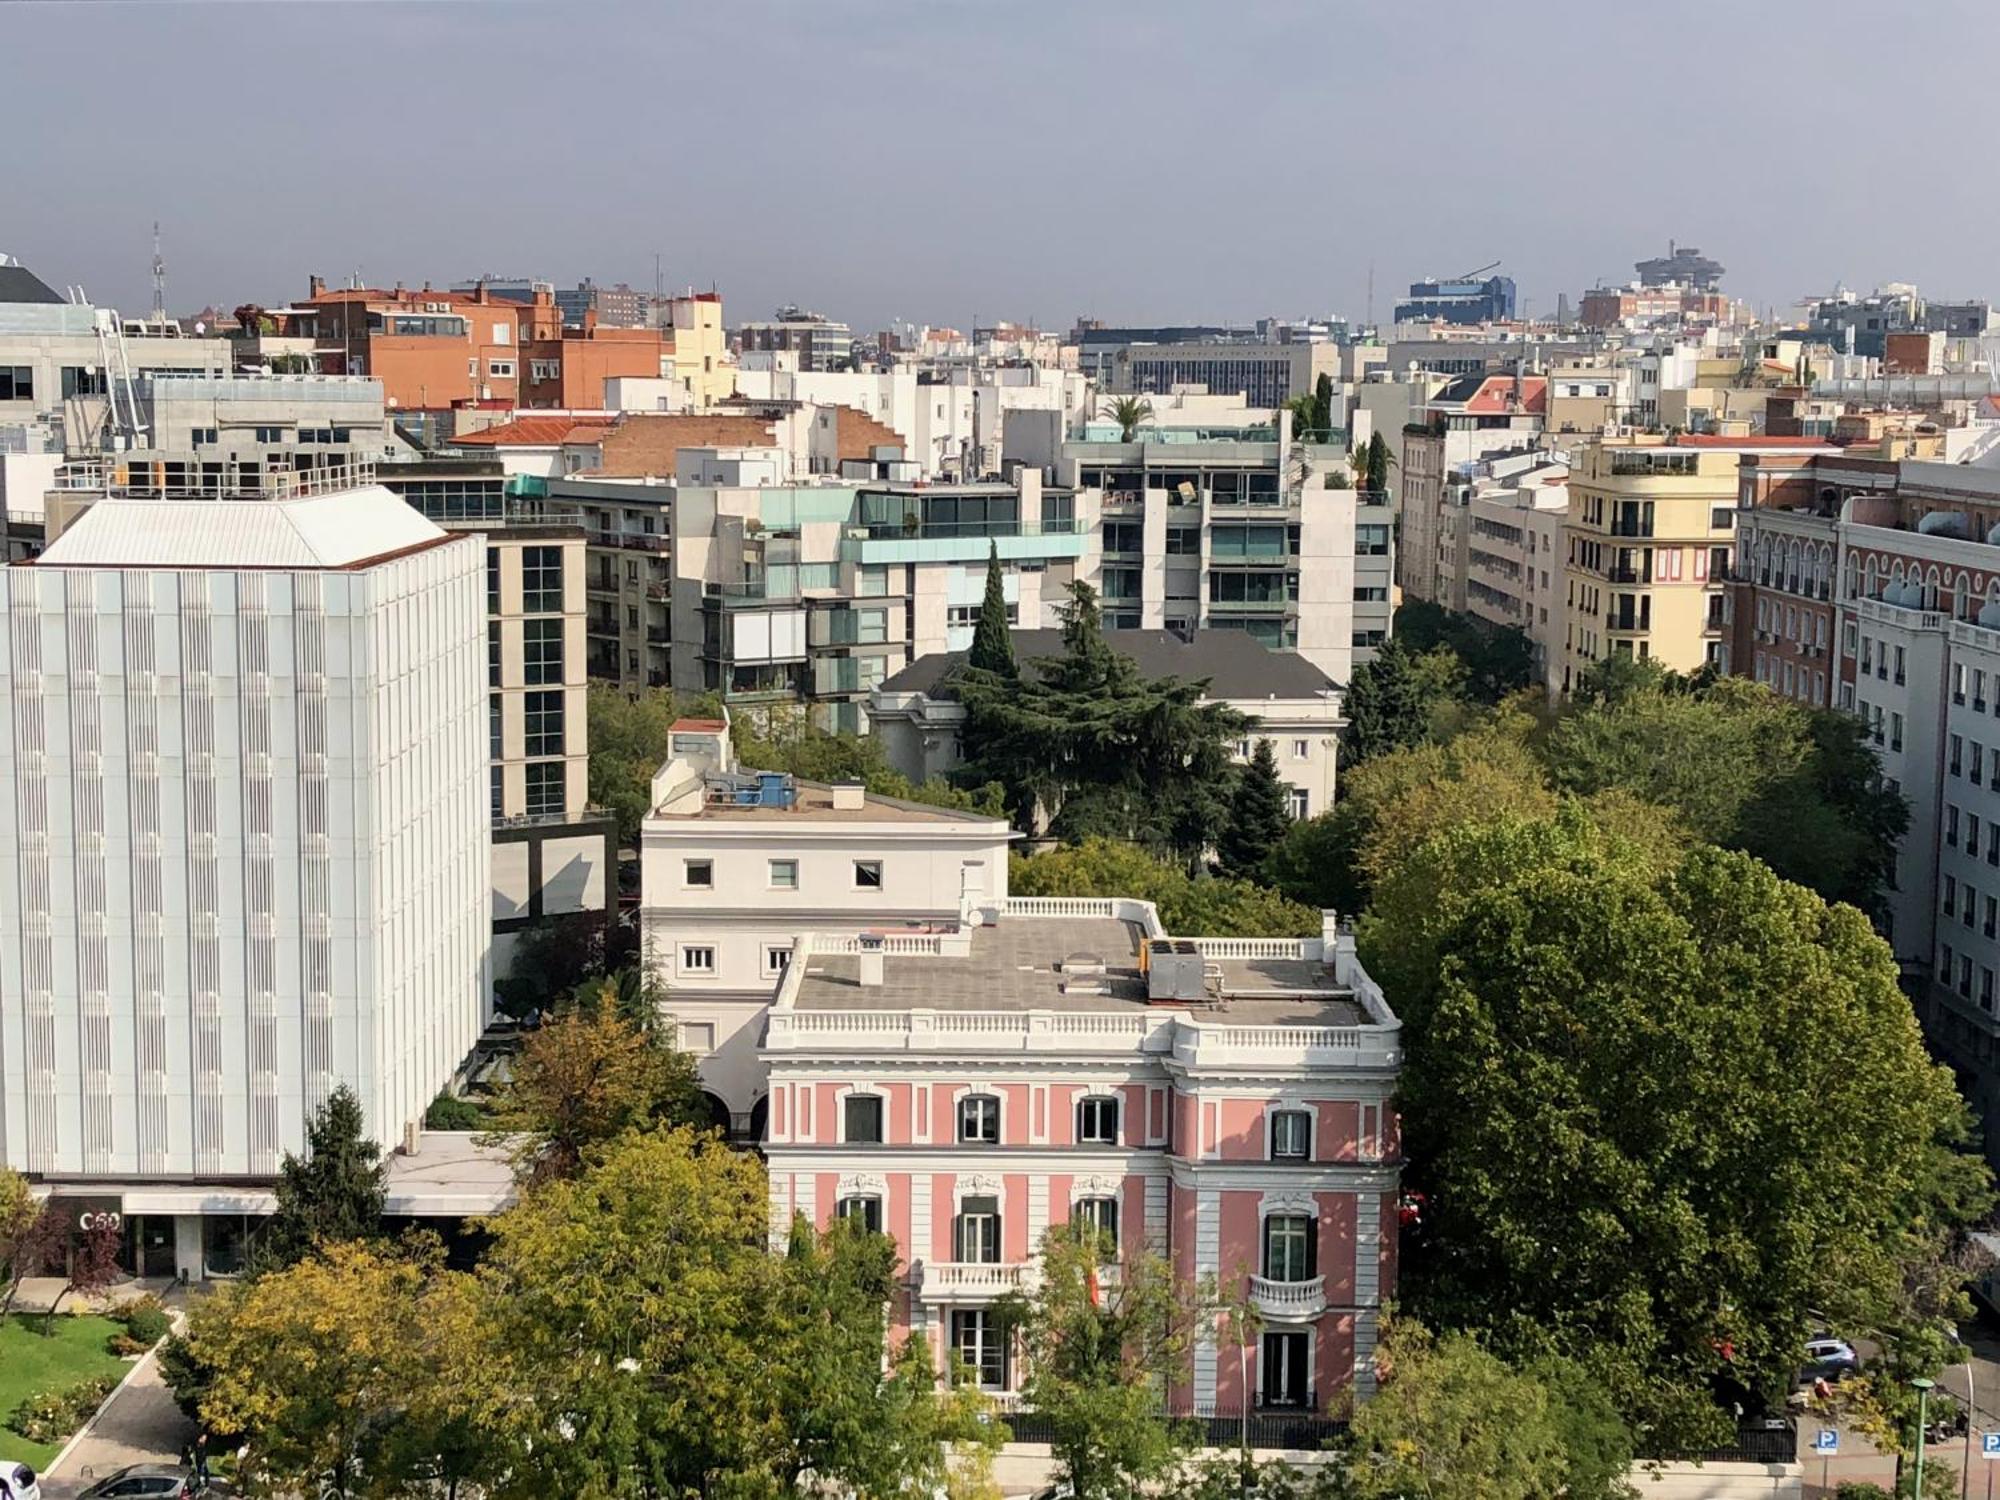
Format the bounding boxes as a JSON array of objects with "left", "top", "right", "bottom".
[
  {"left": 880, "top": 628, "right": 1341, "bottom": 699},
  {"left": 0, "top": 262, "right": 63, "bottom": 305}
]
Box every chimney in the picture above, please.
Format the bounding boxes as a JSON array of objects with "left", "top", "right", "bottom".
[
  {"left": 394, "top": 281, "right": 406, "bottom": 298},
  {"left": 857, "top": 934, "right": 884, "bottom": 987},
  {"left": 831, "top": 781, "right": 866, "bottom": 811},
  {"left": 308, "top": 274, "right": 326, "bottom": 299},
  {"left": 584, "top": 307, "right": 599, "bottom": 334}
]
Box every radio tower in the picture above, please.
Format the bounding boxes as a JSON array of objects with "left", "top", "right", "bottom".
[{"left": 151, "top": 221, "right": 167, "bottom": 325}]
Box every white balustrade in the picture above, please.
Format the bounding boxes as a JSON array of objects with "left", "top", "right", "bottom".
[
  {"left": 1249, "top": 1274, "right": 1326, "bottom": 1319},
  {"left": 1185, "top": 938, "right": 1313, "bottom": 960},
  {"left": 920, "top": 1261, "right": 1039, "bottom": 1298}
]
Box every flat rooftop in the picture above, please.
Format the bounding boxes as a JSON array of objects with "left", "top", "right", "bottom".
[
  {"left": 652, "top": 777, "right": 1004, "bottom": 825},
  {"left": 793, "top": 916, "right": 1367, "bottom": 1026}
]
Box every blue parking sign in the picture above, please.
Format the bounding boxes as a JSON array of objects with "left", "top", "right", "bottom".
[
  {"left": 1815, "top": 1429, "right": 1839, "bottom": 1455},
  {"left": 1982, "top": 1431, "right": 2000, "bottom": 1460}
]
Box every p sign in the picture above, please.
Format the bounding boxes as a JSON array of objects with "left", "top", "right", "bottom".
[
  {"left": 1814, "top": 1429, "right": 1839, "bottom": 1456},
  {"left": 1981, "top": 1430, "right": 2000, "bottom": 1460}
]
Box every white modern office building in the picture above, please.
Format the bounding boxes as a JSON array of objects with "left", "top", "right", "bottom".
[{"left": 0, "top": 476, "right": 492, "bottom": 1273}]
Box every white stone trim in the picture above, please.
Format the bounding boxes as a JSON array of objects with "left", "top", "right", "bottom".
[
  {"left": 1144, "top": 1177, "right": 1169, "bottom": 1252},
  {"left": 910, "top": 1173, "right": 933, "bottom": 1263},
  {"left": 953, "top": 1171, "right": 1004, "bottom": 1203},
  {"left": 1069, "top": 1172, "right": 1125, "bottom": 1205},
  {"left": 1193, "top": 1188, "right": 1221, "bottom": 1403},
  {"left": 1029, "top": 1083, "right": 1049, "bottom": 1145},
  {"left": 949, "top": 1083, "right": 1004, "bottom": 1145},
  {"left": 1258, "top": 1188, "right": 1320, "bottom": 1220},
  {"left": 837, "top": 1171, "right": 887, "bottom": 1200},
  {"left": 1027, "top": 1175, "right": 1049, "bottom": 1253},
  {"left": 914, "top": 1083, "right": 932, "bottom": 1144},
  {"left": 1073, "top": 1089, "right": 1125, "bottom": 1147}
]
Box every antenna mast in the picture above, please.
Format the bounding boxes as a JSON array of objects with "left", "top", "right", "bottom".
[{"left": 151, "top": 221, "right": 166, "bottom": 324}]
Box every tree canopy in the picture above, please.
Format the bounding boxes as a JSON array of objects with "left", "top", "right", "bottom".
[
  {"left": 1362, "top": 808, "right": 1990, "bottom": 1447},
  {"left": 955, "top": 583, "right": 1248, "bottom": 863},
  {"left": 1390, "top": 600, "right": 1534, "bottom": 705},
  {"left": 1012, "top": 839, "right": 1318, "bottom": 937},
  {"left": 256, "top": 1085, "right": 387, "bottom": 1272},
  {"left": 968, "top": 540, "right": 1016, "bottom": 677},
  {"left": 1215, "top": 738, "right": 1291, "bottom": 881}
]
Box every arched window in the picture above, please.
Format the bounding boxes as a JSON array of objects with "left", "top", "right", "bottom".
[
  {"left": 958, "top": 1093, "right": 1001, "bottom": 1144},
  {"left": 1076, "top": 1095, "right": 1120, "bottom": 1146}
]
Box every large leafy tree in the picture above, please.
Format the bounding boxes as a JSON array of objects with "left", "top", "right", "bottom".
[
  {"left": 1363, "top": 809, "right": 1991, "bottom": 1447},
  {"left": 1340, "top": 639, "right": 1458, "bottom": 767},
  {"left": 969, "top": 540, "right": 1016, "bottom": 677},
  {"left": 998, "top": 1223, "right": 1204, "bottom": 1500},
  {"left": 482, "top": 984, "right": 708, "bottom": 1185},
  {"left": 1011, "top": 839, "right": 1317, "bottom": 937},
  {"left": 1391, "top": 601, "right": 1534, "bottom": 704},
  {"left": 0, "top": 1168, "right": 59, "bottom": 1317},
  {"left": 257, "top": 1085, "right": 386, "bottom": 1271},
  {"left": 1215, "top": 739, "right": 1292, "bottom": 880},
  {"left": 955, "top": 583, "right": 1248, "bottom": 863},
  {"left": 1342, "top": 1320, "right": 1633, "bottom": 1500},
  {"left": 587, "top": 684, "right": 726, "bottom": 844}
]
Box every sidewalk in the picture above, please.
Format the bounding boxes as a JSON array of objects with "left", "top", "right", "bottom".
[{"left": 34, "top": 1282, "right": 197, "bottom": 1500}]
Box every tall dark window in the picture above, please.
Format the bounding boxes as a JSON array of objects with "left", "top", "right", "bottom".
[
  {"left": 959, "top": 1094, "right": 1000, "bottom": 1144},
  {"left": 1262, "top": 1214, "right": 1316, "bottom": 1283},
  {"left": 835, "top": 1195, "right": 882, "bottom": 1233},
  {"left": 489, "top": 695, "right": 503, "bottom": 760},
  {"left": 487, "top": 548, "right": 501, "bottom": 615},
  {"left": 522, "top": 545, "right": 564, "bottom": 612},
  {"left": 843, "top": 1094, "right": 884, "bottom": 1144},
  {"left": 1077, "top": 1095, "right": 1119, "bottom": 1145},
  {"left": 524, "top": 762, "right": 565, "bottom": 817},
  {"left": 524, "top": 618, "right": 563, "bottom": 685},
  {"left": 0, "top": 367, "right": 33, "bottom": 401},
  {"left": 952, "top": 1309, "right": 1007, "bottom": 1388},
  {"left": 954, "top": 1196, "right": 1001, "bottom": 1263},
  {"left": 524, "top": 690, "right": 564, "bottom": 757},
  {"left": 1260, "top": 1331, "right": 1310, "bottom": 1409},
  {"left": 488, "top": 621, "right": 501, "bottom": 687},
  {"left": 1073, "top": 1196, "right": 1119, "bottom": 1253}
]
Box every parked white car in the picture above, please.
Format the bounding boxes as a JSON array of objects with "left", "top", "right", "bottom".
[{"left": 0, "top": 1459, "right": 43, "bottom": 1500}]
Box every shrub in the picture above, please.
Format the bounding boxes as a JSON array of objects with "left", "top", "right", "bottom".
[
  {"left": 122, "top": 1304, "right": 171, "bottom": 1344},
  {"left": 9, "top": 1375, "right": 116, "bottom": 1444},
  {"left": 107, "top": 1332, "right": 150, "bottom": 1357},
  {"left": 424, "top": 1093, "right": 485, "bottom": 1131}
]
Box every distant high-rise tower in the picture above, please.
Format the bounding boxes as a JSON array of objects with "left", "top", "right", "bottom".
[{"left": 1634, "top": 240, "right": 1723, "bottom": 291}]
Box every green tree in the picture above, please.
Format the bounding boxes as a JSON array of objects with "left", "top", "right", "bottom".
[
  {"left": 1215, "top": 739, "right": 1293, "bottom": 880},
  {"left": 997, "top": 1223, "right": 1204, "bottom": 1500},
  {"left": 0, "top": 1168, "right": 55, "bottom": 1317},
  {"left": 43, "top": 1216, "right": 120, "bottom": 1335},
  {"left": 1312, "top": 372, "right": 1337, "bottom": 440},
  {"left": 1392, "top": 601, "right": 1534, "bottom": 704},
  {"left": 1101, "top": 395, "right": 1156, "bottom": 442},
  {"left": 1364, "top": 429, "right": 1393, "bottom": 495},
  {"left": 969, "top": 540, "right": 1017, "bottom": 677},
  {"left": 1342, "top": 639, "right": 1451, "bottom": 766},
  {"left": 587, "top": 684, "right": 726, "bottom": 844},
  {"left": 1363, "top": 810, "right": 1991, "bottom": 1446},
  {"left": 956, "top": 584, "right": 1248, "bottom": 863},
  {"left": 482, "top": 985, "right": 707, "bottom": 1185},
  {"left": 256, "top": 1085, "right": 387, "bottom": 1271},
  {"left": 1343, "top": 1320, "right": 1633, "bottom": 1500},
  {"left": 1012, "top": 839, "right": 1317, "bottom": 937},
  {"left": 734, "top": 702, "right": 1006, "bottom": 815},
  {"left": 493, "top": 910, "right": 607, "bottom": 1022}
]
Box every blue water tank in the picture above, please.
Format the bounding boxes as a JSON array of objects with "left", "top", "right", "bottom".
[{"left": 757, "top": 772, "right": 795, "bottom": 808}]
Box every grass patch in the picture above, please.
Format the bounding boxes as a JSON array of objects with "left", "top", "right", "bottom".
[{"left": 0, "top": 1312, "right": 132, "bottom": 1468}]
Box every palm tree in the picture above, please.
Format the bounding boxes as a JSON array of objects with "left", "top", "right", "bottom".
[{"left": 1099, "top": 395, "right": 1155, "bottom": 442}]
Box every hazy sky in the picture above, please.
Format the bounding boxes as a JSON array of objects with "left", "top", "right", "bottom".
[{"left": 5, "top": 0, "right": 1995, "bottom": 332}]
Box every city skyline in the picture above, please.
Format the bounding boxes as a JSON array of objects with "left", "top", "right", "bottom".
[{"left": 3, "top": 0, "right": 1995, "bottom": 329}]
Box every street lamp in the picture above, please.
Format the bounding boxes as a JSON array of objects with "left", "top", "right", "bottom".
[{"left": 1916, "top": 1377, "right": 1937, "bottom": 1498}]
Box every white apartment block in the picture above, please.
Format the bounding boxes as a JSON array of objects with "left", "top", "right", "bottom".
[
  {"left": 637, "top": 719, "right": 1011, "bottom": 1128},
  {"left": 0, "top": 480, "right": 491, "bottom": 1267},
  {"left": 871, "top": 628, "right": 1345, "bottom": 819},
  {"left": 1440, "top": 451, "right": 1571, "bottom": 690},
  {"left": 1396, "top": 374, "right": 1548, "bottom": 606}
]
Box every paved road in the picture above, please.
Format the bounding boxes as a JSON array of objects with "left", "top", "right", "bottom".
[{"left": 39, "top": 1343, "right": 197, "bottom": 1500}]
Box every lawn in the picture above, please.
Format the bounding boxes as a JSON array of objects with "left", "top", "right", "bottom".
[{"left": 0, "top": 1312, "right": 133, "bottom": 1469}]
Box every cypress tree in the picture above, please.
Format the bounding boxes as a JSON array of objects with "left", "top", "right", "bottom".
[
  {"left": 1216, "top": 738, "right": 1292, "bottom": 880},
  {"left": 257, "top": 1084, "right": 388, "bottom": 1270},
  {"left": 968, "top": 540, "right": 1016, "bottom": 677}
]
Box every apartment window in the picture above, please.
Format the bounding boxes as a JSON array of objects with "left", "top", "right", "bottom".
[
  {"left": 1966, "top": 884, "right": 1977, "bottom": 930},
  {"left": 1949, "top": 806, "right": 1961, "bottom": 847},
  {"left": 1972, "top": 815, "right": 1984, "bottom": 861},
  {"left": 1890, "top": 712, "right": 1904, "bottom": 752},
  {"left": 1355, "top": 524, "right": 1390, "bottom": 556},
  {"left": 1894, "top": 645, "right": 1906, "bottom": 685},
  {"left": 1166, "top": 525, "right": 1201, "bottom": 555},
  {"left": 684, "top": 859, "right": 713, "bottom": 889},
  {"left": 1952, "top": 735, "right": 1965, "bottom": 777},
  {"left": 524, "top": 690, "right": 564, "bottom": 757},
  {"left": 1262, "top": 1214, "right": 1316, "bottom": 1282},
  {"left": 490, "top": 764, "right": 503, "bottom": 818},
  {"left": 488, "top": 359, "right": 516, "bottom": 379},
  {"left": 0, "top": 366, "right": 34, "bottom": 401},
  {"left": 1076, "top": 1095, "right": 1120, "bottom": 1145},
  {"left": 1985, "top": 895, "right": 1996, "bottom": 939},
  {"left": 1291, "top": 738, "right": 1311, "bottom": 760},
  {"left": 1985, "top": 968, "right": 1997, "bottom": 1013},
  {"left": 854, "top": 860, "right": 883, "bottom": 890},
  {"left": 1945, "top": 875, "right": 1957, "bottom": 918},
  {"left": 1962, "top": 956, "right": 1975, "bottom": 999},
  {"left": 489, "top": 695, "right": 503, "bottom": 760},
  {"left": 523, "top": 618, "right": 563, "bottom": 685},
  {"left": 254, "top": 425, "right": 286, "bottom": 443},
  {"left": 1288, "top": 787, "right": 1311, "bottom": 820},
  {"left": 522, "top": 545, "right": 564, "bottom": 612},
  {"left": 191, "top": 426, "right": 217, "bottom": 446},
  {"left": 954, "top": 1196, "right": 1002, "bottom": 1263},
  {"left": 843, "top": 1093, "right": 884, "bottom": 1144},
  {"left": 1270, "top": 1109, "right": 1312, "bottom": 1161},
  {"left": 1977, "top": 670, "right": 1991, "bottom": 712},
  {"left": 1261, "top": 1331, "right": 1311, "bottom": 1410},
  {"left": 836, "top": 1195, "right": 883, "bottom": 1233},
  {"left": 524, "top": 762, "right": 564, "bottom": 817},
  {"left": 763, "top": 944, "right": 792, "bottom": 978},
  {"left": 959, "top": 1093, "right": 1001, "bottom": 1144},
  {"left": 1977, "top": 743, "right": 1988, "bottom": 787},
  {"left": 951, "top": 1309, "right": 1007, "bottom": 1388},
  {"left": 1956, "top": 664, "right": 1969, "bottom": 705},
  {"left": 768, "top": 859, "right": 799, "bottom": 890},
  {"left": 680, "top": 945, "right": 716, "bottom": 976},
  {"left": 1073, "top": 1196, "right": 1120, "bottom": 1253}
]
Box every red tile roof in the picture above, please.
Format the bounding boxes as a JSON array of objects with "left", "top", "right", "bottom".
[
  {"left": 450, "top": 416, "right": 614, "bottom": 447},
  {"left": 1460, "top": 375, "right": 1547, "bottom": 416}
]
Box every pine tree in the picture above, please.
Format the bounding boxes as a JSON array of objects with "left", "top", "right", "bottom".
[
  {"left": 1215, "top": 738, "right": 1291, "bottom": 879},
  {"left": 1310, "top": 371, "right": 1336, "bottom": 440},
  {"left": 968, "top": 541, "right": 1015, "bottom": 677},
  {"left": 1365, "top": 430, "right": 1393, "bottom": 495},
  {"left": 257, "top": 1085, "right": 387, "bottom": 1270},
  {"left": 1344, "top": 639, "right": 1436, "bottom": 765}
]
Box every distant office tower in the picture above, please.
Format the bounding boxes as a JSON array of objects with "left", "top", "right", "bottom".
[{"left": 1393, "top": 275, "right": 1517, "bottom": 326}]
